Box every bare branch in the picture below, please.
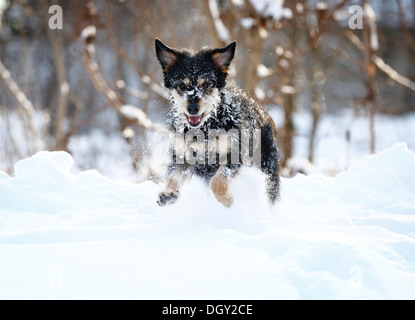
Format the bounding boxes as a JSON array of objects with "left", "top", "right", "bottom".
[
  {"left": 345, "top": 30, "right": 415, "bottom": 93},
  {"left": 0, "top": 58, "right": 40, "bottom": 153},
  {"left": 202, "top": 0, "right": 230, "bottom": 46},
  {"left": 373, "top": 57, "right": 415, "bottom": 93},
  {"left": 0, "top": 60, "right": 35, "bottom": 116},
  {"left": 82, "top": 25, "right": 166, "bottom": 132}
]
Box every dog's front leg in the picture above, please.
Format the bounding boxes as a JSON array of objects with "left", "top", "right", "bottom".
[
  {"left": 210, "top": 165, "right": 239, "bottom": 208},
  {"left": 157, "top": 166, "right": 192, "bottom": 206}
]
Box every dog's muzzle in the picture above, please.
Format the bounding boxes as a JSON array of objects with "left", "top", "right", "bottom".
[{"left": 186, "top": 104, "right": 204, "bottom": 126}]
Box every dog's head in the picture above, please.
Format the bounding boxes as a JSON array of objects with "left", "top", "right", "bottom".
[{"left": 155, "top": 39, "right": 236, "bottom": 128}]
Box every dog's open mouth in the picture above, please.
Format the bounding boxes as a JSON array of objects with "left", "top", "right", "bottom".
[{"left": 186, "top": 113, "right": 205, "bottom": 127}]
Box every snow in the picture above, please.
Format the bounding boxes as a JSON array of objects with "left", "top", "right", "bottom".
[
  {"left": 1, "top": 103, "right": 415, "bottom": 300},
  {"left": 269, "top": 108, "right": 415, "bottom": 175},
  {"left": 364, "top": 3, "right": 379, "bottom": 51},
  {"left": 80, "top": 25, "right": 96, "bottom": 40},
  {"left": 208, "top": 0, "right": 231, "bottom": 43},
  {"left": 257, "top": 64, "right": 273, "bottom": 78},
  {"left": 67, "top": 129, "right": 135, "bottom": 181},
  {"left": 120, "top": 104, "right": 153, "bottom": 129},
  {"left": 249, "top": 0, "right": 292, "bottom": 21},
  {"left": 240, "top": 17, "right": 255, "bottom": 29},
  {"left": 1, "top": 141, "right": 415, "bottom": 299}
]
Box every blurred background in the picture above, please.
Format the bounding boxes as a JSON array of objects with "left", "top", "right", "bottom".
[{"left": 0, "top": 0, "right": 414, "bottom": 181}]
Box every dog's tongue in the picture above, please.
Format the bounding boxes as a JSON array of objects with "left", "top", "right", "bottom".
[{"left": 189, "top": 114, "right": 203, "bottom": 125}]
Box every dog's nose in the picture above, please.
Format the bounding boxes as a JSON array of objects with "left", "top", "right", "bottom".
[{"left": 187, "top": 104, "right": 200, "bottom": 115}]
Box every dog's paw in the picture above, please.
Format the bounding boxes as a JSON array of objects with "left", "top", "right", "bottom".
[
  {"left": 217, "top": 194, "right": 234, "bottom": 208},
  {"left": 211, "top": 174, "right": 234, "bottom": 208},
  {"left": 157, "top": 191, "right": 179, "bottom": 207}
]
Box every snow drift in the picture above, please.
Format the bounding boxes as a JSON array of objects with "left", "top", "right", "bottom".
[{"left": 0, "top": 143, "right": 414, "bottom": 299}]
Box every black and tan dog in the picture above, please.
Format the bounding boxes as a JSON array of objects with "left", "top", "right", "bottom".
[{"left": 155, "top": 39, "right": 280, "bottom": 207}]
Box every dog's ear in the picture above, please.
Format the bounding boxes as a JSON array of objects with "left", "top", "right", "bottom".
[
  {"left": 211, "top": 41, "right": 236, "bottom": 71},
  {"left": 155, "top": 39, "right": 179, "bottom": 71}
]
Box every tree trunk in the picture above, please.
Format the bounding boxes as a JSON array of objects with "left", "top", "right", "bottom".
[
  {"left": 244, "top": 27, "right": 264, "bottom": 98},
  {"left": 45, "top": 0, "right": 69, "bottom": 151},
  {"left": 362, "top": 0, "right": 377, "bottom": 154}
]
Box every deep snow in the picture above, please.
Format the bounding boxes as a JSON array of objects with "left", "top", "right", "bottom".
[{"left": 0, "top": 142, "right": 414, "bottom": 299}]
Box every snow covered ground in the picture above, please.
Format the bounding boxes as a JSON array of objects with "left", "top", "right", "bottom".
[{"left": 0, "top": 141, "right": 415, "bottom": 299}]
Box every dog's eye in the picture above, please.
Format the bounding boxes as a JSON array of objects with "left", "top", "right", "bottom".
[
  {"left": 178, "top": 83, "right": 187, "bottom": 91},
  {"left": 201, "top": 82, "right": 210, "bottom": 89}
]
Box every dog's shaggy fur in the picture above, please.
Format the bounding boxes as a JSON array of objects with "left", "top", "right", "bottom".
[{"left": 155, "top": 39, "right": 280, "bottom": 207}]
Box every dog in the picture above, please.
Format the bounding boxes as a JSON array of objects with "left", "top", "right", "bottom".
[{"left": 155, "top": 39, "right": 280, "bottom": 208}]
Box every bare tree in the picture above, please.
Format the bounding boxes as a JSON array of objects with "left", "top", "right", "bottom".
[
  {"left": 46, "top": 10, "right": 69, "bottom": 151},
  {"left": 0, "top": 58, "right": 41, "bottom": 154},
  {"left": 362, "top": 0, "right": 378, "bottom": 154},
  {"left": 1, "top": 0, "right": 414, "bottom": 177}
]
